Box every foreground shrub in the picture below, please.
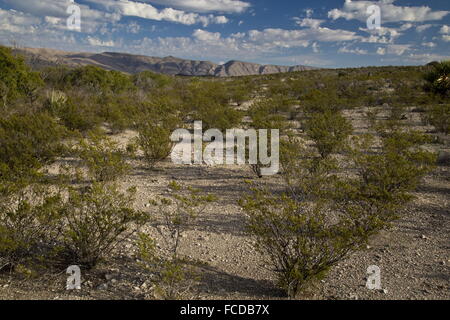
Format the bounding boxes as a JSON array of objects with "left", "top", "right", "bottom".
[
  {"left": 78, "top": 132, "right": 131, "bottom": 182},
  {"left": 240, "top": 188, "right": 360, "bottom": 298},
  {"left": 0, "top": 183, "right": 63, "bottom": 271},
  {"left": 61, "top": 183, "right": 147, "bottom": 268},
  {"left": 241, "top": 118, "right": 435, "bottom": 298},
  {"left": 0, "top": 113, "right": 66, "bottom": 181},
  {"left": 137, "top": 122, "right": 175, "bottom": 169}
]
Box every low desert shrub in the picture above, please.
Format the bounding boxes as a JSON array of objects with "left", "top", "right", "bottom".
[
  {"left": 78, "top": 132, "right": 131, "bottom": 182},
  {"left": 0, "top": 46, "right": 44, "bottom": 109},
  {"left": 62, "top": 66, "right": 133, "bottom": 94},
  {"left": 304, "top": 110, "right": 353, "bottom": 159},
  {"left": 0, "top": 183, "right": 63, "bottom": 271},
  {"left": 240, "top": 188, "right": 360, "bottom": 298},
  {"left": 241, "top": 116, "right": 435, "bottom": 298},
  {"left": 0, "top": 113, "right": 66, "bottom": 181},
  {"left": 137, "top": 105, "right": 181, "bottom": 169},
  {"left": 61, "top": 183, "right": 147, "bottom": 268}
]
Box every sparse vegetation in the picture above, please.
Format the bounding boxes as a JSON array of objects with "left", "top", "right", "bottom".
[
  {"left": 0, "top": 46, "right": 447, "bottom": 301},
  {"left": 61, "top": 183, "right": 147, "bottom": 269},
  {"left": 78, "top": 132, "right": 131, "bottom": 182}
]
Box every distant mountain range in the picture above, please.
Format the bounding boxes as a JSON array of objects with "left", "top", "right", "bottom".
[{"left": 13, "top": 47, "right": 315, "bottom": 77}]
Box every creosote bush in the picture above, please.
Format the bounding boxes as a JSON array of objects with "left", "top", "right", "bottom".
[
  {"left": 305, "top": 110, "right": 353, "bottom": 159},
  {"left": 78, "top": 131, "right": 131, "bottom": 182},
  {"left": 0, "top": 46, "right": 44, "bottom": 109},
  {"left": 0, "top": 183, "right": 63, "bottom": 271},
  {"left": 240, "top": 188, "right": 360, "bottom": 298},
  {"left": 61, "top": 183, "right": 148, "bottom": 269},
  {"left": 424, "top": 104, "right": 450, "bottom": 134},
  {"left": 137, "top": 104, "right": 181, "bottom": 169},
  {"left": 0, "top": 113, "right": 66, "bottom": 182},
  {"left": 240, "top": 109, "right": 436, "bottom": 298}
]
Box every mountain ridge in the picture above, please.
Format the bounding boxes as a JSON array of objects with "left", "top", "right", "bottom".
[{"left": 13, "top": 47, "right": 316, "bottom": 77}]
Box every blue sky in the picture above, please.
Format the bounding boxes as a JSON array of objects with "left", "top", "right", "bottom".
[{"left": 0, "top": 0, "right": 449, "bottom": 67}]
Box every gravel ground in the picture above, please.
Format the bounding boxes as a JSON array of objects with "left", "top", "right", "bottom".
[{"left": 0, "top": 110, "right": 448, "bottom": 300}]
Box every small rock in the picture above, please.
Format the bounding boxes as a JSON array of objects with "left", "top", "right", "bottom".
[
  {"left": 421, "top": 235, "right": 427, "bottom": 240},
  {"left": 97, "top": 283, "right": 108, "bottom": 290},
  {"left": 105, "top": 274, "right": 115, "bottom": 281},
  {"left": 382, "top": 289, "right": 389, "bottom": 294}
]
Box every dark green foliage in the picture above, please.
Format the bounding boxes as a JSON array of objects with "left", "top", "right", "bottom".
[
  {"left": 197, "top": 103, "right": 243, "bottom": 131},
  {"left": 0, "top": 183, "right": 63, "bottom": 271},
  {"left": 0, "top": 46, "right": 44, "bottom": 108},
  {"left": 62, "top": 65, "right": 133, "bottom": 93},
  {"left": 56, "top": 98, "right": 102, "bottom": 133},
  {"left": 424, "top": 60, "right": 450, "bottom": 97},
  {"left": 0, "top": 113, "right": 66, "bottom": 181}
]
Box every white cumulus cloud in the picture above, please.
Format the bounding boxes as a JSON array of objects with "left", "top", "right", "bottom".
[
  {"left": 146, "top": 0, "right": 251, "bottom": 13},
  {"left": 328, "top": 0, "right": 449, "bottom": 23}
]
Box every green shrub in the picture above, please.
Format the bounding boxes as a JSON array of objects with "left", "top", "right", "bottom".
[
  {"left": 58, "top": 97, "right": 102, "bottom": 133},
  {"left": 62, "top": 66, "right": 133, "bottom": 94},
  {"left": 133, "top": 71, "right": 174, "bottom": 90},
  {"left": 196, "top": 103, "right": 243, "bottom": 131},
  {"left": 240, "top": 188, "right": 360, "bottom": 298},
  {"left": 137, "top": 105, "right": 181, "bottom": 168},
  {"left": 78, "top": 132, "right": 131, "bottom": 182},
  {"left": 0, "top": 183, "right": 63, "bottom": 271},
  {"left": 353, "top": 130, "right": 436, "bottom": 207},
  {"left": 137, "top": 122, "right": 175, "bottom": 169},
  {"left": 61, "top": 183, "right": 147, "bottom": 268},
  {"left": 305, "top": 110, "right": 353, "bottom": 158},
  {"left": 0, "top": 46, "right": 44, "bottom": 108},
  {"left": 248, "top": 99, "right": 289, "bottom": 178},
  {"left": 0, "top": 113, "right": 66, "bottom": 181},
  {"left": 241, "top": 115, "right": 435, "bottom": 298}
]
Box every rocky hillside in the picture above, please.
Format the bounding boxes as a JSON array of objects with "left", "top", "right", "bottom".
[{"left": 14, "top": 47, "right": 315, "bottom": 77}]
